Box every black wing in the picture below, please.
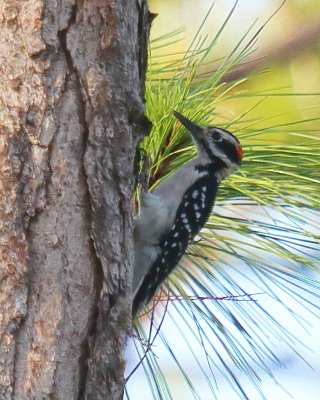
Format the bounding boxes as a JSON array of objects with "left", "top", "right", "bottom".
[{"left": 132, "top": 174, "right": 219, "bottom": 316}]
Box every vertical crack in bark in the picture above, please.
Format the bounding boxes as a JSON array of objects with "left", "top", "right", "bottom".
[{"left": 57, "top": 7, "right": 104, "bottom": 399}]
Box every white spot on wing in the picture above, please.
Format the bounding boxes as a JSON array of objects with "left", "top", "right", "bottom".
[
  {"left": 173, "top": 232, "right": 179, "bottom": 237},
  {"left": 171, "top": 242, "right": 177, "bottom": 247},
  {"left": 194, "top": 204, "right": 199, "bottom": 210},
  {"left": 196, "top": 212, "right": 201, "bottom": 219},
  {"left": 192, "top": 190, "right": 199, "bottom": 198}
]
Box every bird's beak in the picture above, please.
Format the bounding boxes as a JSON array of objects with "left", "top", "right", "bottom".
[{"left": 173, "top": 111, "right": 204, "bottom": 141}]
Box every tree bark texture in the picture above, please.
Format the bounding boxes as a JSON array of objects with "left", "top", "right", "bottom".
[{"left": 0, "top": 1, "right": 151, "bottom": 399}]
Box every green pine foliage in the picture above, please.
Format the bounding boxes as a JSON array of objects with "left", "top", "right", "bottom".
[{"left": 126, "top": 3, "right": 320, "bottom": 399}]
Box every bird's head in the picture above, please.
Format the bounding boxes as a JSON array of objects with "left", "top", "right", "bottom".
[{"left": 173, "top": 110, "right": 243, "bottom": 176}]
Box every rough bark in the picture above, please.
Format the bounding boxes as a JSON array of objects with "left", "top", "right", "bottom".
[{"left": 0, "top": 0, "right": 150, "bottom": 399}]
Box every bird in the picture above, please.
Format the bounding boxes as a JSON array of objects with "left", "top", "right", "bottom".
[{"left": 132, "top": 111, "right": 243, "bottom": 316}]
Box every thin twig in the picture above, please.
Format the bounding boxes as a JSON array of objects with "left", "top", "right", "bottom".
[
  {"left": 152, "top": 293, "right": 263, "bottom": 302},
  {"left": 125, "top": 289, "right": 171, "bottom": 383}
]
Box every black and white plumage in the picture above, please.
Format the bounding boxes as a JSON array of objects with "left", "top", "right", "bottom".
[{"left": 132, "top": 111, "right": 243, "bottom": 316}]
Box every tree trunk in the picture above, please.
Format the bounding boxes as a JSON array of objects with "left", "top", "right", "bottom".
[{"left": 0, "top": 1, "right": 151, "bottom": 399}]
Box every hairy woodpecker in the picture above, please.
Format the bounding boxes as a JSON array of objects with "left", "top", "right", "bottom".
[{"left": 132, "top": 111, "right": 243, "bottom": 316}]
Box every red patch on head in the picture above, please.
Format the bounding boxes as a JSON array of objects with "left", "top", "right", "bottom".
[{"left": 236, "top": 144, "right": 243, "bottom": 160}]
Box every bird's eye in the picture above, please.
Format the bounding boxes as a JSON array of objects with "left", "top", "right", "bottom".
[{"left": 212, "top": 129, "right": 223, "bottom": 142}]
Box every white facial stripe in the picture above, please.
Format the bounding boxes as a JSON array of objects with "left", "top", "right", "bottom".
[{"left": 214, "top": 128, "right": 240, "bottom": 147}]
